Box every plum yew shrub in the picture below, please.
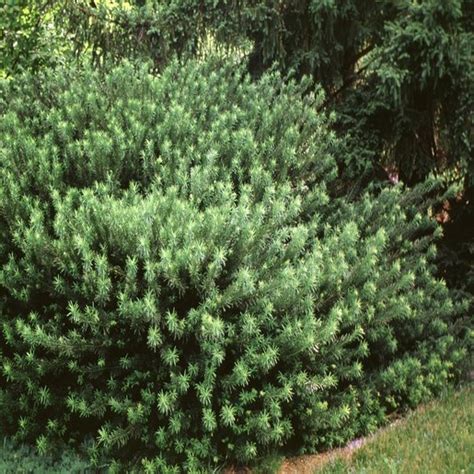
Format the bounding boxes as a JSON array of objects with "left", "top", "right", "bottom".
[{"left": 0, "top": 58, "right": 466, "bottom": 472}]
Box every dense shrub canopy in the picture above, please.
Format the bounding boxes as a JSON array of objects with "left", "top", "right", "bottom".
[
  {"left": 0, "top": 59, "right": 466, "bottom": 471},
  {"left": 3, "top": 1, "right": 472, "bottom": 315},
  {"left": 7, "top": 0, "right": 470, "bottom": 186}
]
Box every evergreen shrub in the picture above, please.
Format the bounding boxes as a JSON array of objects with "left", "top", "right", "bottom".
[{"left": 0, "top": 58, "right": 466, "bottom": 472}]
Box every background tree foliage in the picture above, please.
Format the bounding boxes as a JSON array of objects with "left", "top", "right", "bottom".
[{"left": 0, "top": 0, "right": 68, "bottom": 77}]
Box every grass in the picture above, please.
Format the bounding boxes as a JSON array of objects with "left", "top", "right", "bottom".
[{"left": 318, "top": 385, "right": 474, "bottom": 474}]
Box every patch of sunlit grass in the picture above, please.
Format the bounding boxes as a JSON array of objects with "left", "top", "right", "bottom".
[{"left": 318, "top": 385, "right": 474, "bottom": 473}]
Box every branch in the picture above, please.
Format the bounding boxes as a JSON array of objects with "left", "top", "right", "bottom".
[
  {"left": 318, "top": 58, "right": 376, "bottom": 112},
  {"left": 317, "top": 44, "right": 377, "bottom": 111}
]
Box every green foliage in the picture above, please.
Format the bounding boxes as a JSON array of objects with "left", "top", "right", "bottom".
[
  {"left": 52, "top": 1, "right": 389, "bottom": 88},
  {"left": 0, "top": 58, "right": 468, "bottom": 471},
  {"left": 0, "top": 0, "right": 68, "bottom": 78},
  {"left": 3, "top": 1, "right": 472, "bottom": 183},
  {"left": 0, "top": 437, "right": 91, "bottom": 473},
  {"left": 338, "top": 0, "right": 473, "bottom": 186},
  {"left": 43, "top": 1, "right": 472, "bottom": 183}
]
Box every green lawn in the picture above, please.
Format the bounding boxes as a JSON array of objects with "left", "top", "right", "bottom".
[{"left": 318, "top": 385, "right": 474, "bottom": 474}]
